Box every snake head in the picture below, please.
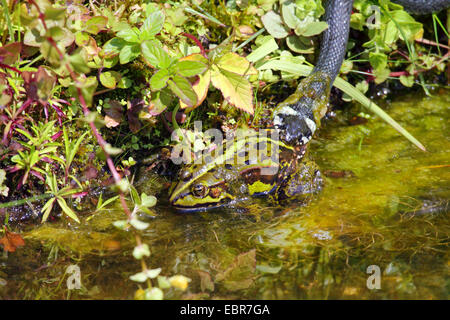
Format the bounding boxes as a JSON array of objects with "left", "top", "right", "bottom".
[{"left": 273, "top": 72, "right": 331, "bottom": 146}]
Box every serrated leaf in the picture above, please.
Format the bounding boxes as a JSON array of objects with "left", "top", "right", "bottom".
[
  {"left": 117, "top": 27, "right": 140, "bottom": 43},
  {"left": 141, "top": 10, "right": 165, "bottom": 39},
  {"left": 167, "top": 75, "right": 197, "bottom": 107},
  {"left": 150, "top": 69, "right": 170, "bottom": 90},
  {"left": 216, "top": 52, "right": 257, "bottom": 76},
  {"left": 175, "top": 60, "right": 207, "bottom": 77},
  {"left": 119, "top": 43, "right": 141, "bottom": 64},
  {"left": 210, "top": 65, "right": 253, "bottom": 114},
  {"left": 261, "top": 11, "right": 289, "bottom": 39},
  {"left": 180, "top": 70, "right": 211, "bottom": 110},
  {"left": 141, "top": 40, "right": 171, "bottom": 68},
  {"left": 84, "top": 16, "right": 108, "bottom": 35},
  {"left": 103, "top": 38, "right": 126, "bottom": 57}
]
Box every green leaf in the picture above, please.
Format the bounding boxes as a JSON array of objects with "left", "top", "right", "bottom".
[
  {"left": 44, "top": 7, "right": 66, "bottom": 20},
  {"left": 41, "top": 198, "right": 56, "bottom": 223},
  {"left": 286, "top": 35, "right": 314, "bottom": 54},
  {"left": 103, "top": 38, "right": 126, "bottom": 57},
  {"left": 56, "top": 197, "right": 80, "bottom": 223},
  {"left": 24, "top": 28, "right": 44, "bottom": 47},
  {"left": 117, "top": 27, "right": 140, "bottom": 43},
  {"left": 141, "top": 40, "right": 171, "bottom": 68},
  {"left": 210, "top": 65, "right": 254, "bottom": 114},
  {"left": 373, "top": 67, "right": 390, "bottom": 84},
  {"left": 129, "top": 272, "right": 148, "bottom": 283},
  {"left": 261, "top": 11, "right": 289, "bottom": 39},
  {"left": 103, "top": 143, "right": 123, "bottom": 155},
  {"left": 100, "top": 71, "right": 122, "bottom": 89},
  {"left": 132, "top": 244, "right": 151, "bottom": 259},
  {"left": 399, "top": 75, "right": 414, "bottom": 87},
  {"left": 157, "top": 276, "right": 171, "bottom": 289},
  {"left": 150, "top": 69, "right": 170, "bottom": 91},
  {"left": 119, "top": 43, "right": 141, "bottom": 64},
  {"left": 175, "top": 60, "right": 207, "bottom": 77},
  {"left": 41, "top": 41, "right": 63, "bottom": 67},
  {"left": 141, "top": 10, "right": 165, "bottom": 39},
  {"left": 302, "top": 21, "right": 328, "bottom": 37},
  {"left": 256, "top": 264, "right": 282, "bottom": 274},
  {"left": 69, "top": 51, "right": 91, "bottom": 74},
  {"left": 72, "top": 76, "right": 97, "bottom": 106},
  {"left": 216, "top": 52, "right": 257, "bottom": 76},
  {"left": 246, "top": 37, "right": 278, "bottom": 63},
  {"left": 167, "top": 75, "right": 198, "bottom": 107},
  {"left": 281, "top": 1, "right": 301, "bottom": 29},
  {"left": 390, "top": 10, "right": 423, "bottom": 42},
  {"left": 112, "top": 220, "right": 129, "bottom": 230},
  {"left": 369, "top": 52, "right": 388, "bottom": 71},
  {"left": 146, "top": 268, "right": 162, "bottom": 279},
  {"left": 140, "top": 193, "right": 157, "bottom": 208},
  {"left": 129, "top": 217, "right": 149, "bottom": 230},
  {"left": 84, "top": 16, "right": 108, "bottom": 35},
  {"left": 0, "top": 169, "right": 9, "bottom": 197},
  {"left": 145, "top": 287, "right": 164, "bottom": 300}
]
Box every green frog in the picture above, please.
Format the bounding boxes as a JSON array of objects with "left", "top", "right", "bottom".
[{"left": 169, "top": 129, "right": 322, "bottom": 212}]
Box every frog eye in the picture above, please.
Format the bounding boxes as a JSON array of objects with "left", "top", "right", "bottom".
[{"left": 192, "top": 184, "right": 208, "bottom": 198}]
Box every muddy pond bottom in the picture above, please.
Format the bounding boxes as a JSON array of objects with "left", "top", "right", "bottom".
[{"left": 1, "top": 92, "right": 449, "bottom": 299}]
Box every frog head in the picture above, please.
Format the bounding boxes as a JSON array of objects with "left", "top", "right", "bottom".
[{"left": 169, "top": 166, "right": 236, "bottom": 212}]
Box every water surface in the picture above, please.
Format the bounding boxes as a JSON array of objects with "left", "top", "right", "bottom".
[{"left": 1, "top": 92, "right": 448, "bottom": 299}]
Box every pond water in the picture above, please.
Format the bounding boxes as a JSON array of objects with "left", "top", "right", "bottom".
[{"left": 1, "top": 91, "right": 448, "bottom": 299}]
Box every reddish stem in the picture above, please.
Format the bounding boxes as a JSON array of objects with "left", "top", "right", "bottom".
[
  {"left": 28, "top": 0, "right": 132, "bottom": 217},
  {"left": 0, "top": 63, "right": 22, "bottom": 75},
  {"left": 181, "top": 32, "right": 207, "bottom": 58}
]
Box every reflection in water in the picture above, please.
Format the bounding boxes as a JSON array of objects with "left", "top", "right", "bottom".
[{"left": 1, "top": 92, "right": 448, "bottom": 299}]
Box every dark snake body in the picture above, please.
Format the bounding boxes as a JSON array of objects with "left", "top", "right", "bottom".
[{"left": 274, "top": 0, "right": 450, "bottom": 146}]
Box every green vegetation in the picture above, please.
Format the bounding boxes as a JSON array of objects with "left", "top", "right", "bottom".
[{"left": 0, "top": 0, "right": 448, "bottom": 300}]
